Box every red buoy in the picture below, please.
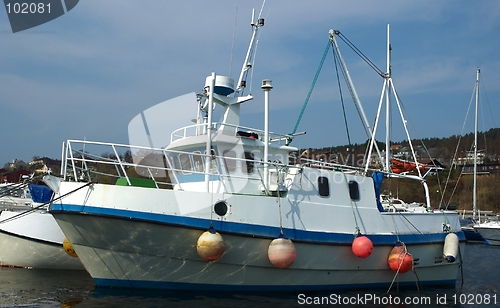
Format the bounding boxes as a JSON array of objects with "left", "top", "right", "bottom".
[
  {"left": 196, "top": 229, "right": 225, "bottom": 261},
  {"left": 268, "top": 237, "right": 296, "bottom": 268},
  {"left": 388, "top": 243, "right": 413, "bottom": 273},
  {"left": 352, "top": 235, "right": 373, "bottom": 258}
]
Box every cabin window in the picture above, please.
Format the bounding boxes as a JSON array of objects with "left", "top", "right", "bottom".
[
  {"left": 192, "top": 151, "right": 204, "bottom": 173},
  {"left": 179, "top": 153, "right": 192, "bottom": 174},
  {"left": 318, "top": 176, "right": 330, "bottom": 197},
  {"left": 171, "top": 154, "right": 181, "bottom": 173},
  {"left": 349, "top": 180, "right": 360, "bottom": 201},
  {"left": 242, "top": 152, "right": 255, "bottom": 174},
  {"left": 223, "top": 150, "right": 237, "bottom": 173}
]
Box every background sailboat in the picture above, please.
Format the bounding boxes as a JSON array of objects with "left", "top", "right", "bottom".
[{"left": 471, "top": 69, "right": 500, "bottom": 245}]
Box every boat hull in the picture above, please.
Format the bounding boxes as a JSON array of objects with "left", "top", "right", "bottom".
[
  {"left": 0, "top": 210, "right": 84, "bottom": 270},
  {"left": 474, "top": 225, "right": 500, "bottom": 246},
  {"left": 53, "top": 211, "right": 464, "bottom": 291},
  {"left": 461, "top": 227, "right": 484, "bottom": 242}
]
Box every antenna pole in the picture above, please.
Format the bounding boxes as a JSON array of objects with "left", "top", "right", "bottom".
[
  {"left": 262, "top": 79, "right": 272, "bottom": 193},
  {"left": 205, "top": 73, "right": 216, "bottom": 192}
]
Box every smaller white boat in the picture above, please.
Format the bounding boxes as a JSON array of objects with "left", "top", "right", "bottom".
[
  {"left": 380, "top": 194, "right": 427, "bottom": 213},
  {"left": 0, "top": 183, "right": 84, "bottom": 270},
  {"left": 475, "top": 217, "right": 500, "bottom": 245},
  {"left": 0, "top": 182, "right": 33, "bottom": 210},
  {"left": 464, "top": 68, "right": 500, "bottom": 246},
  {"left": 460, "top": 217, "right": 484, "bottom": 242}
]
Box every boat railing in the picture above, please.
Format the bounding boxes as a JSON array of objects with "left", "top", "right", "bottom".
[
  {"left": 170, "top": 122, "right": 294, "bottom": 146},
  {"left": 62, "top": 140, "right": 170, "bottom": 186},
  {"left": 61, "top": 139, "right": 431, "bottom": 197},
  {"left": 299, "top": 157, "right": 364, "bottom": 174},
  {"left": 170, "top": 123, "right": 216, "bottom": 143},
  {"left": 61, "top": 140, "right": 294, "bottom": 193}
]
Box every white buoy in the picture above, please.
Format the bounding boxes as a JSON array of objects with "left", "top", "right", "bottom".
[
  {"left": 268, "top": 237, "right": 296, "bottom": 268},
  {"left": 443, "top": 233, "right": 459, "bottom": 263},
  {"left": 196, "top": 229, "right": 225, "bottom": 261}
]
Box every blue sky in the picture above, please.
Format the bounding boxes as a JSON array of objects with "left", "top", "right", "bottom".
[{"left": 1, "top": 1, "right": 499, "bottom": 166}]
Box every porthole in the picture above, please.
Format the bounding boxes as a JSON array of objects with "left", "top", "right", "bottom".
[{"left": 214, "top": 201, "right": 228, "bottom": 216}]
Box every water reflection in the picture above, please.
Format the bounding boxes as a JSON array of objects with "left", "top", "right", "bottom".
[{"left": 1, "top": 242, "right": 498, "bottom": 308}]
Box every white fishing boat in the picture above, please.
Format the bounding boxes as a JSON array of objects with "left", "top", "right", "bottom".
[
  {"left": 0, "top": 183, "right": 84, "bottom": 270},
  {"left": 44, "top": 13, "right": 464, "bottom": 291}
]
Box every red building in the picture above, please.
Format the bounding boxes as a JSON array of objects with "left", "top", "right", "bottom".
[{"left": 1, "top": 169, "right": 31, "bottom": 183}]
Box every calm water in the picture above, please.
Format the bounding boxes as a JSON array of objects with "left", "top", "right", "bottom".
[{"left": 0, "top": 242, "right": 498, "bottom": 307}]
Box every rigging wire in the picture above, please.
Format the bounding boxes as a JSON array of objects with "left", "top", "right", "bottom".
[
  {"left": 289, "top": 40, "right": 331, "bottom": 137},
  {"left": 290, "top": 30, "right": 382, "bottom": 142},
  {"left": 332, "top": 43, "right": 352, "bottom": 148},
  {"left": 441, "top": 81, "right": 477, "bottom": 207},
  {"left": 390, "top": 85, "right": 445, "bottom": 197},
  {"left": 228, "top": 7, "right": 238, "bottom": 78},
  {"left": 478, "top": 81, "right": 488, "bottom": 152},
  {"left": 0, "top": 181, "right": 93, "bottom": 225},
  {"left": 480, "top": 76, "right": 497, "bottom": 129},
  {"left": 337, "top": 46, "right": 371, "bottom": 139},
  {"left": 336, "top": 31, "right": 385, "bottom": 77}
]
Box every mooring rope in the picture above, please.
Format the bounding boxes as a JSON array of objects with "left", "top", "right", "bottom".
[
  {"left": 386, "top": 242, "right": 408, "bottom": 293},
  {"left": 0, "top": 181, "right": 93, "bottom": 225},
  {"left": 341, "top": 172, "right": 361, "bottom": 236}
]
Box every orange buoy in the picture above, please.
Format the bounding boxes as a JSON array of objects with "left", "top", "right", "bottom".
[
  {"left": 196, "top": 229, "right": 225, "bottom": 261},
  {"left": 268, "top": 237, "right": 296, "bottom": 268},
  {"left": 63, "top": 237, "right": 78, "bottom": 258},
  {"left": 387, "top": 242, "right": 413, "bottom": 273},
  {"left": 352, "top": 235, "right": 373, "bottom": 258}
]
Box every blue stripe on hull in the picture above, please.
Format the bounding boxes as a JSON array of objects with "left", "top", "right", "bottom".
[
  {"left": 93, "top": 278, "right": 457, "bottom": 292},
  {"left": 51, "top": 204, "right": 466, "bottom": 245}
]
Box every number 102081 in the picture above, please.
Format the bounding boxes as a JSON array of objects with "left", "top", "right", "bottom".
[
  {"left": 6, "top": 2, "right": 51, "bottom": 14},
  {"left": 452, "top": 293, "right": 497, "bottom": 305}
]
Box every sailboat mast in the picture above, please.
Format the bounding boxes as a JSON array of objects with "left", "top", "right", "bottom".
[{"left": 473, "top": 68, "right": 480, "bottom": 221}]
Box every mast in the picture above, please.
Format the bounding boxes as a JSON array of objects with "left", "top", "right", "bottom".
[
  {"left": 473, "top": 68, "right": 480, "bottom": 221},
  {"left": 385, "top": 24, "right": 391, "bottom": 172},
  {"left": 235, "top": 7, "right": 265, "bottom": 95},
  {"left": 364, "top": 25, "right": 392, "bottom": 173},
  {"left": 329, "top": 30, "right": 385, "bottom": 170}
]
